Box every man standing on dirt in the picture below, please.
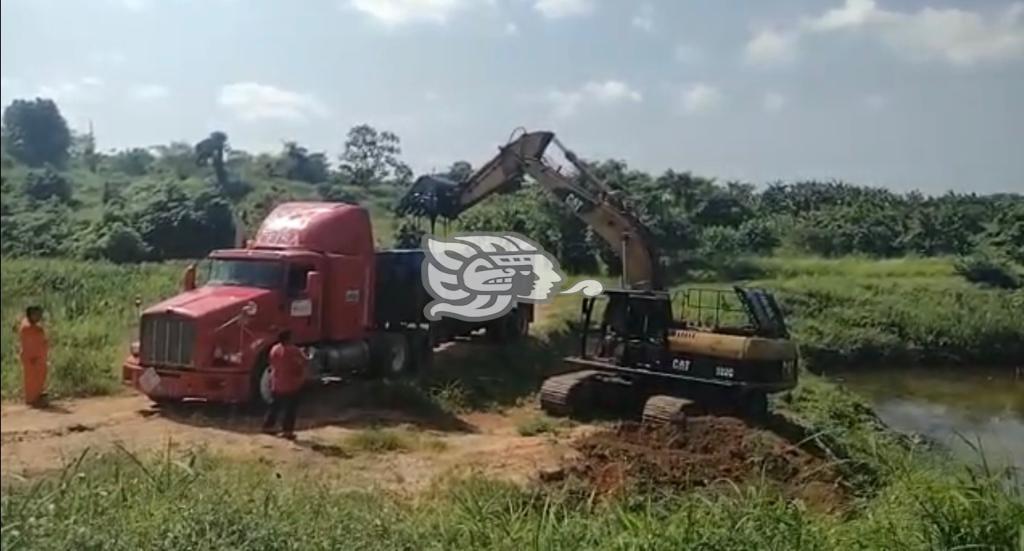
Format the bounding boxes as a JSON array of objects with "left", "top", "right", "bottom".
[
  {"left": 261, "top": 331, "right": 306, "bottom": 439},
  {"left": 18, "top": 306, "right": 49, "bottom": 407}
]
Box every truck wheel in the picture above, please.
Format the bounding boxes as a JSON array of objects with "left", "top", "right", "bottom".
[
  {"left": 486, "top": 316, "right": 508, "bottom": 342},
  {"left": 408, "top": 330, "right": 433, "bottom": 373},
  {"left": 249, "top": 357, "right": 273, "bottom": 407},
  {"left": 378, "top": 333, "right": 411, "bottom": 378},
  {"left": 511, "top": 308, "right": 530, "bottom": 340}
]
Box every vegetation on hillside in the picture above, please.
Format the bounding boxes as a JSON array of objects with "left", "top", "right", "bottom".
[{"left": 2, "top": 96, "right": 1021, "bottom": 275}]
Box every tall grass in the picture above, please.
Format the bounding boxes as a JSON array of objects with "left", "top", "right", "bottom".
[
  {"left": 748, "top": 257, "right": 1024, "bottom": 369},
  {"left": 1, "top": 258, "right": 182, "bottom": 399},
  {"left": 2, "top": 443, "right": 1019, "bottom": 550},
  {"left": 3, "top": 255, "right": 1020, "bottom": 400}
]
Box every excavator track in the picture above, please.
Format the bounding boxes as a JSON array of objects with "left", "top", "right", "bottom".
[
  {"left": 540, "top": 370, "right": 602, "bottom": 417},
  {"left": 642, "top": 395, "right": 695, "bottom": 426}
]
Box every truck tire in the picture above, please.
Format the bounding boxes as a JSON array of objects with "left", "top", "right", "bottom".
[
  {"left": 408, "top": 330, "right": 433, "bottom": 373},
  {"left": 487, "top": 308, "right": 527, "bottom": 343},
  {"left": 375, "top": 333, "right": 411, "bottom": 378},
  {"left": 249, "top": 356, "right": 273, "bottom": 408},
  {"left": 511, "top": 308, "right": 530, "bottom": 340}
]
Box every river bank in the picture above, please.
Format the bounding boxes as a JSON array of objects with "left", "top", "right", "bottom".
[{"left": 829, "top": 365, "right": 1024, "bottom": 470}]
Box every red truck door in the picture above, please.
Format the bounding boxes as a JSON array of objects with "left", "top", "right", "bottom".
[{"left": 284, "top": 262, "right": 322, "bottom": 344}]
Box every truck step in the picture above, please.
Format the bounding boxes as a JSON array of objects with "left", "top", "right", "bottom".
[
  {"left": 642, "top": 395, "right": 696, "bottom": 427},
  {"left": 540, "top": 370, "right": 602, "bottom": 418}
]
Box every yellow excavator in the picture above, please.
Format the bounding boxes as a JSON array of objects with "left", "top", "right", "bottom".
[{"left": 398, "top": 130, "right": 797, "bottom": 422}]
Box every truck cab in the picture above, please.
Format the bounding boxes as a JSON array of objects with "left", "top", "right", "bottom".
[{"left": 123, "top": 202, "right": 530, "bottom": 405}]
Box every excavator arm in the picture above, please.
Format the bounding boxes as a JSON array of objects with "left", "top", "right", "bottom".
[{"left": 397, "top": 130, "right": 660, "bottom": 290}]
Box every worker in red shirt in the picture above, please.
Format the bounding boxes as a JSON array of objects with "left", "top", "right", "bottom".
[
  {"left": 18, "top": 306, "right": 49, "bottom": 406},
  {"left": 261, "top": 331, "right": 307, "bottom": 439}
]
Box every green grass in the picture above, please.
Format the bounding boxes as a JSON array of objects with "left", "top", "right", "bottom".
[
  {"left": 4, "top": 255, "right": 1019, "bottom": 401},
  {"left": 2, "top": 414, "right": 1020, "bottom": 550},
  {"left": 737, "top": 256, "right": 1023, "bottom": 369},
  {"left": 1, "top": 258, "right": 182, "bottom": 399},
  {"left": 342, "top": 427, "right": 446, "bottom": 454},
  {"left": 515, "top": 414, "right": 572, "bottom": 437}
]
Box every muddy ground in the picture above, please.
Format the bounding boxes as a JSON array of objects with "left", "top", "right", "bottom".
[{"left": 569, "top": 418, "right": 847, "bottom": 512}]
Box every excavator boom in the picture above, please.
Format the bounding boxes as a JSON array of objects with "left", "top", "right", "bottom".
[{"left": 397, "top": 130, "right": 660, "bottom": 290}]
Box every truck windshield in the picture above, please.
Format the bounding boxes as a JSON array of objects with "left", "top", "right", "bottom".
[{"left": 206, "top": 259, "right": 283, "bottom": 290}]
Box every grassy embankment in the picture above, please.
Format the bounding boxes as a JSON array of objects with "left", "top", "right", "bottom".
[
  {"left": 2, "top": 377, "right": 1021, "bottom": 550},
  {"left": 721, "top": 256, "right": 1023, "bottom": 370},
  {"left": 4, "top": 255, "right": 1022, "bottom": 400},
  {"left": 1, "top": 259, "right": 181, "bottom": 398}
]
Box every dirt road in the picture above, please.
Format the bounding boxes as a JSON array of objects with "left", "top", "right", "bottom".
[{"left": 0, "top": 388, "right": 584, "bottom": 491}]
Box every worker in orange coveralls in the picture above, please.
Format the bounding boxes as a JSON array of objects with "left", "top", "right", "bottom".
[
  {"left": 18, "top": 305, "right": 49, "bottom": 406},
  {"left": 261, "top": 330, "right": 307, "bottom": 439}
]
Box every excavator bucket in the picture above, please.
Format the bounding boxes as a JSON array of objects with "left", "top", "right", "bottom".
[{"left": 396, "top": 175, "right": 462, "bottom": 219}]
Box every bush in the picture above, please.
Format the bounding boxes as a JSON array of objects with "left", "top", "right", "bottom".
[
  {"left": 23, "top": 167, "right": 72, "bottom": 202},
  {"left": 78, "top": 221, "right": 150, "bottom": 263},
  {"left": 954, "top": 255, "right": 1021, "bottom": 289}
]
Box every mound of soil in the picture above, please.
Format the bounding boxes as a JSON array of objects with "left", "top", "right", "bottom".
[{"left": 568, "top": 416, "right": 847, "bottom": 511}]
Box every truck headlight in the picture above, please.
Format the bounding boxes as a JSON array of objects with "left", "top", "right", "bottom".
[{"left": 213, "top": 347, "right": 243, "bottom": 365}]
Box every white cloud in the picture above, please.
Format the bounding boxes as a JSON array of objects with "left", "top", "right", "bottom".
[
  {"left": 546, "top": 79, "right": 642, "bottom": 117},
  {"left": 762, "top": 92, "right": 786, "bottom": 112},
  {"left": 678, "top": 83, "right": 721, "bottom": 114},
  {"left": 349, "top": 0, "right": 465, "bottom": 25},
  {"left": 35, "top": 76, "right": 105, "bottom": 103},
  {"left": 504, "top": 22, "right": 519, "bottom": 36},
  {"left": 802, "top": 0, "right": 879, "bottom": 31},
  {"left": 632, "top": 4, "right": 654, "bottom": 32},
  {"left": 800, "top": 0, "right": 1024, "bottom": 65},
  {"left": 218, "top": 82, "right": 329, "bottom": 122},
  {"left": 534, "top": 0, "right": 592, "bottom": 19},
  {"left": 744, "top": 28, "right": 799, "bottom": 66},
  {"left": 130, "top": 83, "right": 170, "bottom": 101}
]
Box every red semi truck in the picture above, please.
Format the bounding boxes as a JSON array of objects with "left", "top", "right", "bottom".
[{"left": 122, "top": 202, "right": 532, "bottom": 404}]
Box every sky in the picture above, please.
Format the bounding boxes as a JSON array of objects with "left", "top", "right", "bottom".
[{"left": 1, "top": 0, "right": 1022, "bottom": 194}]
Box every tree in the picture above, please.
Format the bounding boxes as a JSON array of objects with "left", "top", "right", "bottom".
[
  {"left": 445, "top": 161, "right": 474, "bottom": 183},
  {"left": 109, "top": 148, "right": 155, "bottom": 176},
  {"left": 23, "top": 168, "right": 73, "bottom": 203},
  {"left": 71, "top": 125, "right": 98, "bottom": 172},
  {"left": 338, "top": 124, "right": 409, "bottom": 187},
  {"left": 128, "top": 181, "right": 235, "bottom": 259},
  {"left": 152, "top": 142, "right": 198, "bottom": 179},
  {"left": 77, "top": 218, "right": 150, "bottom": 263},
  {"left": 2, "top": 98, "right": 72, "bottom": 167},
  {"left": 278, "top": 142, "right": 329, "bottom": 184},
  {"left": 195, "top": 131, "right": 229, "bottom": 187}
]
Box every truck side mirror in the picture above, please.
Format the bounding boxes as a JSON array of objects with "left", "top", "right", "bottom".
[
  {"left": 306, "top": 271, "right": 323, "bottom": 302},
  {"left": 183, "top": 263, "right": 197, "bottom": 291}
]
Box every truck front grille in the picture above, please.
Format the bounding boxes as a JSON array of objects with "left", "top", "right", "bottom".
[{"left": 140, "top": 315, "right": 195, "bottom": 367}]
